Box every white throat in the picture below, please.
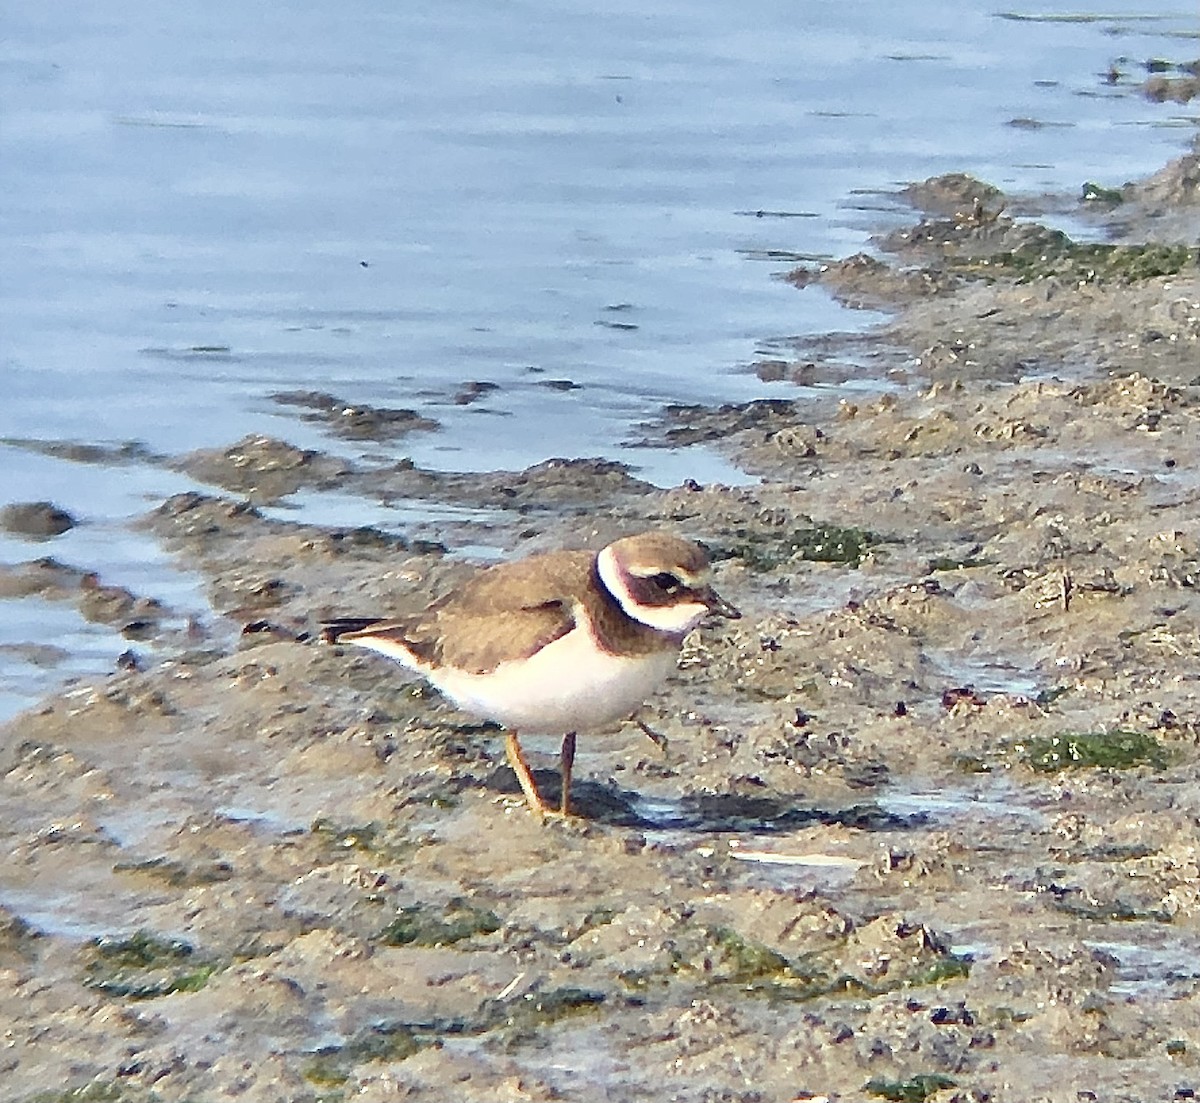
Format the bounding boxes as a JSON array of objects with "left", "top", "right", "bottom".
[{"left": 595, "top": 545, "right": 708, "bottom": 636}]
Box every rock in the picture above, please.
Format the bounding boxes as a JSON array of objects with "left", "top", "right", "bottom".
[
  {"left": 0, "top": 501, "right": 76, "bottom": 539},
  {"left": 174, "top": 435, "right": 354, "bottom": 501},
  {"left": 272, "top": 390, "right": 439, "bottom": 441}
]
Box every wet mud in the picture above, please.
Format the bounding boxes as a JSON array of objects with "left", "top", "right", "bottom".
[{"left": 3, "top": 139, "right": 1200, "bottom": 1102}]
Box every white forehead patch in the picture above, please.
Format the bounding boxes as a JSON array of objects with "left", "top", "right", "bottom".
[{"left": 597, "top": 545, "right": 709, "bottom": 635}]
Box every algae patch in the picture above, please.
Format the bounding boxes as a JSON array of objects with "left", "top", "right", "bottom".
[
  {"left": 703, "top": 925, "right": 795, "bottom": 985},
  {"left": 953, "top": 238, "right": 1197, "bottom": 285},
  {"left": 1021, "top": 730, "right": 1168, "bottom": 773},
  {"left": 1052, "top": 896, "right": 1173, "bottom": 924},
  {"left": 22, "top": 1084, "right": 166, "bottom": 1103},
  {"left": 310, "top": 817, "right": 412, "bottom": 862},
  {"left": 672, "top": 920, "right": 969, "bottom": 1003},
  {"left": 302, "top": 1022, "right": 428, "bottom": 1086},
  {"left": 80, "top": 931, "right": 218, "bottom": 1000},
  {"left": 377, "top": 898, "right": 502, "bottom": 947},
  {"left": 302, "top": 987, "right": 607, "bottom": 1081},
  {"left": 928, "top": 554, "right": 992, "bottom": 573},
  {"left": 724, "top": 524, "right": 881, "bottom": 571},
  {"left": 487, "top": 985, "right": 608, "bottom": 1047},
  {"left": 865, "top": 1074, "right": 958, "bottom": 1102}
]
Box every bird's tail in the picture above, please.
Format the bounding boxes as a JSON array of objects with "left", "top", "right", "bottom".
[{"left": 320, "top": 617, "right": 387, "bottom": 644}]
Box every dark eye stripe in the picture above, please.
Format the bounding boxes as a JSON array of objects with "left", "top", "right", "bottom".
[{"left": 625, "top": 574, "right": 690, "bottom": 607}]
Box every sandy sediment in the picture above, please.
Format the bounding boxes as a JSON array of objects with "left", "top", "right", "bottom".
[{"left": 2, "top": 139, "right": 1200, "bottom": 1101}]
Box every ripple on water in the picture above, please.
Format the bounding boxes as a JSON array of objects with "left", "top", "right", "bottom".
[
  {"left": 1086, "top": 934, "right": 1200, "bottom": 999},
  {"left": 875, "top": 774, "right": 1049, "bottom": 828},
  {"left": 0, "top": 598, "right": 130, "bottom": 725},
  {"left": 925, "top": 647, "right": 1045, "bottom": 699},
  {"left": 261, "top": 487, "right": 511, "bottom": 546}
]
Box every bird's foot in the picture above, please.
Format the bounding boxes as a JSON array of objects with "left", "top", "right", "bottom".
[{"left": 505, "top": 729, "right": 579, "bottom": 821}]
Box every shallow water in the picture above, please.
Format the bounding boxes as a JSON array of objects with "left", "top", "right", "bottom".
[
  {"left": 0, "top": 599, "right": 129, "bottom": 721},
  {"left": 1, "top": 1, "right": 1197, "bottom": 716},
  {"left": 875, "top": 775, "right": 1052, "bottom": 840},
  {"left": 1088, "top": 934, "right": 1200, "bottom": 997},
  {"left": 4, "top": 2, "right": 1195, "bottom": 471}
]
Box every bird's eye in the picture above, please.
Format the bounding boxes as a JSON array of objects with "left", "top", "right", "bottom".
[{"left": 649, "top": 572, "right": 683, "bottom": 594}]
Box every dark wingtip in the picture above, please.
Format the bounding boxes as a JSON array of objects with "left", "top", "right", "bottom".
[{"left": 321, "top": 617, "right": 384, "bottom": 644}]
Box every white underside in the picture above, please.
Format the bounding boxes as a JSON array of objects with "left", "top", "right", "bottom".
[{"left": 349, "top": 628, "right": 678, "bottom": 733}]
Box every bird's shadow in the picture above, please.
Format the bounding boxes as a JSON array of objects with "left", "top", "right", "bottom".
[{"left": 482, "top": 767, "right": 925, "bottom": 833}]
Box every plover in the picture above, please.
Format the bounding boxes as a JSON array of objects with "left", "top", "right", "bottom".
[{"left": 323, "top": 531, "right": 739, "bottom": 817}]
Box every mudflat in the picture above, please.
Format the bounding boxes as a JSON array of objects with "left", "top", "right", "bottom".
[{"left": 3, "top": 140, "right": 1200, "bottom": 1102}]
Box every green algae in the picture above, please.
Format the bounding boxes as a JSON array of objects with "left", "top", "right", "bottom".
[
  {"left": 27, "top": 1087, "right": 132, "bottom": 1103},
  {"left": 24, "top": 1085, "right": 173, "bottom": 1103},
  {"left": 310, "top": 817, "right": 413, "bottom": 862},
  {"left": 928, "top": 555, "right": 991, "bottom": 572},
  {"left": 729, "top": 524, "right": 881, "bottom": 571},
  {"left": 953, "top": 238, "right": 1197, "bottom": 285},
  {"left": 671, "top": 923, "right": 969, "bottom": 1003},
  {"left": 488, "top": 985, "right": 607, "bottom": 1045},
  {"left": 616, "top": 966, "right": 662, "bottom": 991},
  {"left": 80, "top": 931, "right": 218, "bottom": 1000},
  {"left": 310, "top": 817, "right": 384, "bottom": 852},
  {"left": 708, "top": 926, "right": 794, "bottom": 983},
  {"left": 302, "top": 987, "right": 607, "bottom": 1078},
  {"left": 865, "top": 1074, "right": 958, "bottom": 1102},
  {"left": 1086, "top": 842, "right": 1158, "bottom": 862},
  {"left": 377, "top": 898, "right": 502, "bottom": 947},
  {"left": 1034, "top": 684, "right": 1072, "bottom": 709},
  {"left": 908, "top": 955, "right": 972, "bottom": 986},
  {"left": 1022, "top": 729, "right": 1168, "bottom": 772},
  {"left": 579, "top": 906, "right": 619, "bottom": 931},
  {"left": 302, "top": 1022, "right": 427, "bottom": 1086},
  {"left": 1080, "top": 181, "right": 1125, "bottom": 205},
  {"left": 1053, "top": 896, "right": 1173, "bottom": 923},
  {"left": 952, "top": 753, "right": 992, "bottom": 774}
]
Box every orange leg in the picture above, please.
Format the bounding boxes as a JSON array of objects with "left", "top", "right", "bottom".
[
  {"left": 559, "top": 731, "right": 577, "bottom": 816},
  {"left": 505, "top": 730, "right": 549, "bottom": 818}
]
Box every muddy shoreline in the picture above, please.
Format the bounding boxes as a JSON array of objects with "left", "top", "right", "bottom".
[{"left": 3, "top": 138, "right": 1200, "bottom": 1102}]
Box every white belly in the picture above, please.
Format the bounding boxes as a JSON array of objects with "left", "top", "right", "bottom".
[{"left": 429, "top": 629, "right": 678, "bottom": 733}]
